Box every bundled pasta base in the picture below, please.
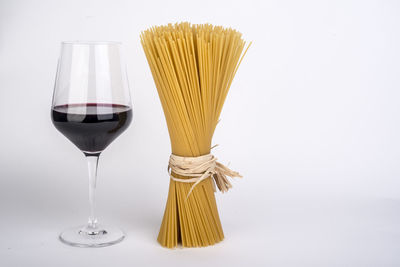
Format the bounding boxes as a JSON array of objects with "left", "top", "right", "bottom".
[{"left": 141, "top": 22, "right": 250, "bottom": 248}]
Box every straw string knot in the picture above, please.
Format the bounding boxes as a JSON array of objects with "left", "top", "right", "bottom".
[{"left": 168, "top": 154, "right": 242, "bottom": 198}]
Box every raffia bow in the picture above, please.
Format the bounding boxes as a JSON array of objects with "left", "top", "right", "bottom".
[{"left": 168, "top": 154, "right": 242, "bottom": 198}]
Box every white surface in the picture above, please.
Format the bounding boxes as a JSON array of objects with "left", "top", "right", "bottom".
[{"left": 0, "top": 0, "right": 399, "bottom": 266}]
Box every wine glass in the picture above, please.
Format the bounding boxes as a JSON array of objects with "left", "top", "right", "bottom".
[{"left": 51, "top": 41, "right": 132, "bottom": 247}]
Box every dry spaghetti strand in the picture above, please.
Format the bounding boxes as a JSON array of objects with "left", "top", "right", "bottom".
[{"left": 141, "top": 22, "right": 250, "bottom": 248}]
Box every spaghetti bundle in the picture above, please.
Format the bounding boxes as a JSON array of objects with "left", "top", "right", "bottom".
[{"left": 141, "top": 22, "right": 250, "bottom": 248}]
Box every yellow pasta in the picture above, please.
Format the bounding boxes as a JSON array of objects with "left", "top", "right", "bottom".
[{"left": 141, "top": 22, "right": 250, "bottom": 248}]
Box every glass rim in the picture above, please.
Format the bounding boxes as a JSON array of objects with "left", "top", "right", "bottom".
[{"left": 61, "top": 41, "right": 122, "bottom": 45}]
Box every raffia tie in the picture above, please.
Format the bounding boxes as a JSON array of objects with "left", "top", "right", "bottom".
[{"left": 168, "top": 154, "right": 242, "bottom": 198}]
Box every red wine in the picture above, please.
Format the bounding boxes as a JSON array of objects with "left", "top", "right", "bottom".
[{"left": 52, "top": 103, "right": 132, "bottom": 154}]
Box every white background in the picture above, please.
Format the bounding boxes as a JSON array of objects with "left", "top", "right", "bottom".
[{"left": 1, "top": 0, "right": 399, "bottom": 266}]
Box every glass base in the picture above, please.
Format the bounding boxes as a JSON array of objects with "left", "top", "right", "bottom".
[{"left": 59, "top": 224, "right": 125, "bottom": 247}]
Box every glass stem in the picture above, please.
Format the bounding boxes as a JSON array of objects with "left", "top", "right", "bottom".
[{"left": 86, "top": 155, "right": 99, "bottom": 229}]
